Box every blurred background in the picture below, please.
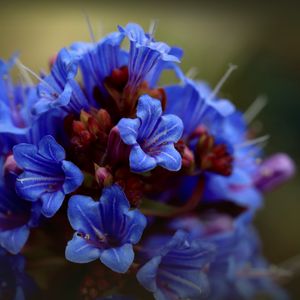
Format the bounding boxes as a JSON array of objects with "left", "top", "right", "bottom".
[{"left": 0, "top": 0, "right": 299, "bottom": 298}]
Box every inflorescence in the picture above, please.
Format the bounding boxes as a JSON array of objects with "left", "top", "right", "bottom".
[{"left": 0, "top": 23, "right": 295, "bottom": 300}]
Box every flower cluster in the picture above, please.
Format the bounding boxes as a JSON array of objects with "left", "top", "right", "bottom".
[{"left": 0, "top": 23, "right": 295, "bottom": 299}]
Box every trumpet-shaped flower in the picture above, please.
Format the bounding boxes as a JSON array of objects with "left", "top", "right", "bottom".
[
  {"left": 65, "top": 184, "right": 146, "bottom": 273},
  {"left": 118, "top": 23, "right": 180, "bottom": 94},
  {"left": 118, "top": 95, "right": 183, "bottom": 173},
  {"left": 136, "top": 230, "right": 215, "bottom": 300},
  {"left": 0, "top": 174, "right": 41, "bottom": 254},
  {"left": 33, "top": 48, "right": 89, "bottom": 115},
  {"left": 13, "top": 135, "right": 83, "bottom": 218}
]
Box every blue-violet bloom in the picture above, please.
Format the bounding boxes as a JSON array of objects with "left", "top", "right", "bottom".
[
  {"left": 33, "top": 48, "right": 89, "bottom": 115},
  {"left": 0, "top": 175, "right": 41, "bottom": 254},
  {"left": 136, "top": 230, "right": 215, "bottom": 300},
  {"left": 118, "top": 23, "right": 180, "bottom": 94},
  {"left": 118, "top": 95, "right": 183, "bottom": 173},
  {"left": 65, "top": 184, "right": 147, "bottom": 273},
  {"left": 13, "top": 135, "right": 83, "bottom": 218}
]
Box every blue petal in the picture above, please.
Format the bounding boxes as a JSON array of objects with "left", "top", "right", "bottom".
[
  {"left": 37, "top": 135, "right": 65, "bottom": 162},
  {"left": 146, "top": 114, "right": 183, "bottom": 147},
  {"left": 99, "top": 185, "right": 131, "bottom": 237},
  {"left": 146, "top": 47, "right": 184, "bottom": 88},
  {"left": 119, "top": 23, "right": 179, "bottom": 98},
  {"left": 13, "top": 143, "right": 61, "bottom": 175},
  {"left": 13, "top": 143, "right": 38, "bottom": 170},
  {"left": 157, "top": 268, "right": 209, "bottom": 299},
  {"left": 129, "top": 144, "right": 157, "bottom": 173},
  {"left": 123, "top": 209, "right": 147, "bottom": 244},
  {"left": 153, "top": 144, "right": 182, "bottom": 171},
  {"left": 33, "top": 48, "right": 83, "bottom": 115},
  {"left": 34, "top": 79, "right": 73, "bottom": 115},
  {"left": 15, "top": 171, "right": 64, "bottom": 201},
  {"left": 65, "top": 233, "right": 101, "bottom": 263},
  {"left": 204, "top": 168, "right": 263, "bottom": 209},
  {"left": 136, "top": 95, "right": 162, "bottom": 140},
  {"left": 209, "top": 98, "right": 235, "bottom": 117},
  {"left": 165, "top": 80, "right": 206, "bottom": 135},
  {"left": 136, "top": 255, "right": 161, "bottom": 292},
  {"left": 74, "top": 32, "right": 128, "bottom": 98},
  {"left": 67, "top": 195, "right": 102, "bottom": 240},
  {"left": 117, "top": 118, "right": 140, "bottom": 145},
  {"left": 40, "top": 190, "right": 65, "bottom": 218},
  {"left": 27, "top": 109, "right": 64, "bottom": 146},
  {"left": 100, "top": 185, "right": 130, "bottom": 212},
  {"left": 0, "top": 225, "right": 29, "bottom": 254},
  {"left": 100, "top": 243, "right": 134, "bottom": 273},
  {"left": 118, "top": 23, "right": 146, "bottom": 44},
  {"left": 62, "top": 160, "right": 84, "bottom": 194}
]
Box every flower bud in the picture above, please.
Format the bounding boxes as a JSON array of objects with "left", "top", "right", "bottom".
[
  {"left": 95, "top": 166, "right": 113, "bottom": 187},
  {"left": 3, "top": 154, "right": 21, "bottom": 176},
  {"left": 175, "top": 140, "right": 195, "bottom": 170},
  {"left": 255, "top": 153, "right": 296, "bottom": 192},
  {"left": 96, "top": 109, "right": 112, "bottom": 133}
]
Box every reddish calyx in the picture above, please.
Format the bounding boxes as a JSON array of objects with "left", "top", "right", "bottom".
[
  {"left": 115, "top": 167, "right": 144, "bottom": 207},
  {"left": 64, "top": 108, "right": 113, "bottom": 172},
  {"left": 69, "top": 109, "right": 112, "bottom": 149},
  {"left": 175, "top": 140, "right": 195, "bottom": 171},
  {"left": 103, "top": 66, "right": 166, "bottom": 118},
  {"left": 195, "top": 128, "right": 233, "bottom": 176}
]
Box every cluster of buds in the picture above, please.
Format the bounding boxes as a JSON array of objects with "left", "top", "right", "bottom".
[{"left": 194, "top": 127, "right": 233, "bottom": 176}]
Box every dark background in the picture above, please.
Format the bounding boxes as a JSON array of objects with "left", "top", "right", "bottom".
[{"left": 0, "top": 0, "right": 299, "bottom": 298}]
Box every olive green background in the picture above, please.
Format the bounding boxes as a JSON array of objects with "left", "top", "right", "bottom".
[{"left": 0, "top": 0, "right": 299, "bottom": 298}]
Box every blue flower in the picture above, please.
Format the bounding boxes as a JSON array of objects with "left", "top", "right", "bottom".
[
  {"left": 0, "top": 56, "right": 64, "bottom": 155},
  {"left": 13, "top": 135, "right": 83, "bottom": 218},
  {"left": 71, "top": 32, "right": 128, "bottom": 101},
  {"left": 0, "top": 56, "right": 35, "bottom": 153},
  {"left": 33, "top": 48, "right": 89, "bottom": 115},
  {"left": 0, "top": 174, "right": 41, "bottom": 254},
  {"left": 168, "top": 213, "right": 288, "bottom": 300},
  {"left": 207, "top": 215, "right": 289, "bottom": 300},
  {"left": 65, "top": 184, "right": 147, "bottom": 273},
  {"left": 203, "top": 111, "right": 263, "bottom": 210},
  {"left": 136, "top": 230, "right": 215, "bottom": 300},
  {"left": 165, "top": 77, "right": 235, "bottom": 137},
  {"left": 117, "top": 95, "right": 183, "bottom": 173},
  {"left": 203, "top": 169, "right": 263, "bottom": 210},
  {"left": 118, "top": 23, "right": 180, "bottom": 95},
  {"left": 145, "top": 46, "right": 183, "bottom": 89}
]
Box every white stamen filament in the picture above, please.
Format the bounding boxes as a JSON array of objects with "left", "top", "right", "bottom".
[
  {"left": 82, "top": 10, "right": 96, "bottom": 43},
  {"left": 148, "top": 19, "right": 159, "bottom": 40},
  {"left": 16, "top": 61, "right": 58, "bottom": 94},
  {"left": 244, "top": 95, "right": 268, "bottom": 124},
  {"left": 238, "top": 265, "right": 292, "bottom": 280},
  {"left": 235, "top": 135, "right": 270, "bottom": 149},
  {"left": 207, "top": 63, "right": 237, "bottom": 102},
  {"left": 186, "top": 67, "right": 198, "bottom": 79},
  {"left": 15, "top": 59, "right": 34, "bottom": 86}
]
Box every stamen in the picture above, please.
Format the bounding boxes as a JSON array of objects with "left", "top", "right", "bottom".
[
  {"left": 238, "top": 265, "right": 291, "bottom": 280},
  {"left": 15, "top": 59, "right": 34, "bottom": 86},
  {"left": 279, "top": 253, "right": 300, "bottom": 276},
  {"left": 186, "top": 67, "right": 198, "bottom": 79},
  {"left": 16, "top": 60, "right": 58, "bottom": 94},
  {"left": 207, "top": 63, "right": 237, "bottom": 101},
  {"left": 235, "top": 135, "right": 270, "bottom": 149},
  {"left": 82, "top": 9, "right": 96, "bottom": 43},
  {"left": 244, "top": 95, "right": 268, "bottom": 124},
  {"left": 148, "top": 19, "right": 159, "bottom": 40}
]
